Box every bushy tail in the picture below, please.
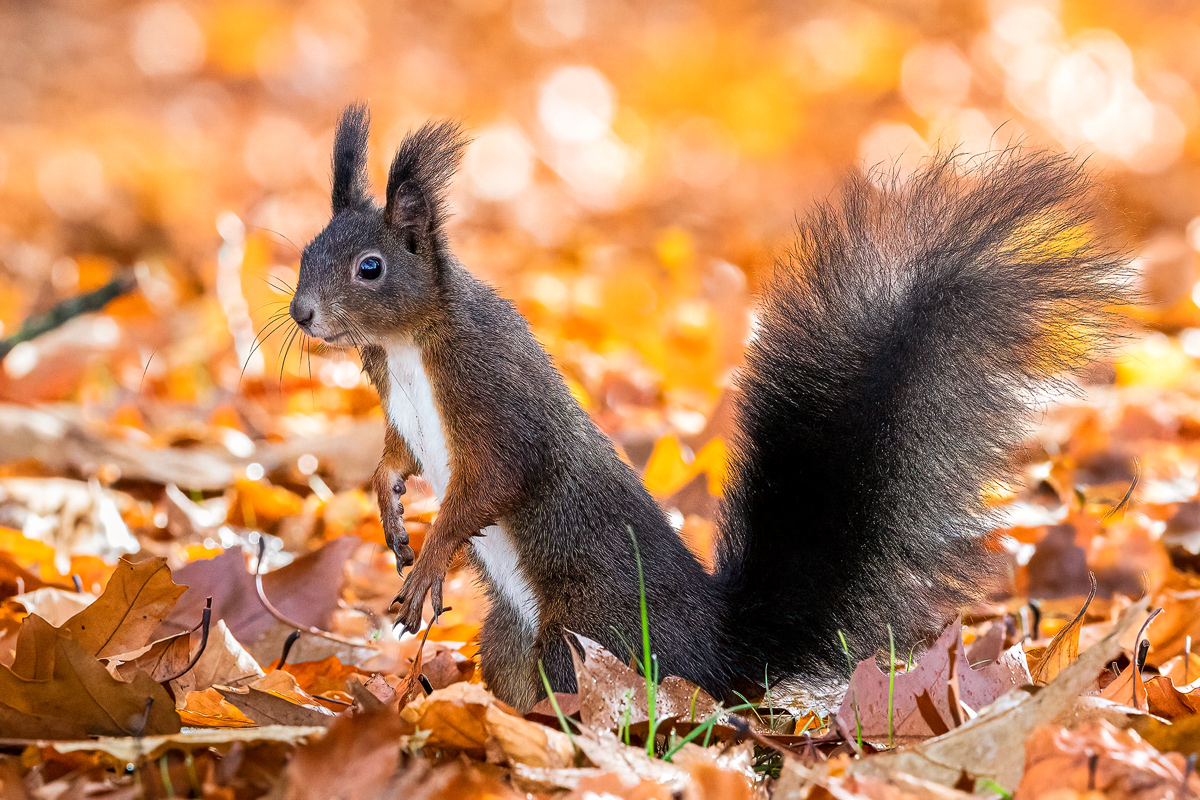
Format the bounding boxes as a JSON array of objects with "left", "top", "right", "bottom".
[{"left": 714, "top": 149, "right": 1129, "bottom": 683}]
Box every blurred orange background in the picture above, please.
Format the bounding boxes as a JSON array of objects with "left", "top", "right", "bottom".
[
  {"left": 3, "top": 0, "right": 1200, "bottom": 566},
  {"left": 5, "top": 0, "right": 1200, "bottom": 412}
]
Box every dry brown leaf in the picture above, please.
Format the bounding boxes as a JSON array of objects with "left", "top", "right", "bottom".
[
  {"left": 570, "top": 727, "right": 687, "bottom": 789},
  {"left": 484, "top": 702, "right": 576, "bottom": 769},
  {"left": 776, "top": 761, "right": 979, "bottom": 800},
  {"left": 163, "top": 537, "right": 361, "bottom": 646},
  {"left": 12, "top": 587, "right": 95, "bottom": 626},
  {"left": 177, "top": 688, "right": 256, "bottom": 728},
  {"left": 1019, "top": 720, "right": 1200, "bottom": 799},
  {"left": 836, "top": 619, "right": 1032, "bottom": 746},
  {"left": 349, "top": 673, "right": 396, "bottom": 708},
  {"left": 47, "top": 724, "right": 327, "bottom": 762},
  {"left": 1145, "top": 571, "right": 1200, "bottom": 668},
  {"left": 1158, "top": 653, "right": 1200, "bottom": 686},
  {"left": 1031, "top": 578, "right": 1096, "bottom": 685},
  {"left": 1098, "top": 661, "right": 1148, "bottom": 712},
  {"left": 0, "top": 614, "right": 179, "bottom": 737},
  {"left": 400, "top": 681, "right": 509, "bottom": 752},
  {"left": 62, "top": 555, "right": 185, "bottom": 659},
  {"left": 848, "top": 600, "right": 1150, "bottom": 792},
  {"left": 421, "top": 649, "right": 474, "bottom": 690},
  {"left": 216, "top": 685, "right": 337, "bottom": 727},
  {"left": 563, "top": 772, "right": 675, "bottom": 799},
  {"left": 280, "top": 709, "right": 403, "bottom": 800},
  {"left": 170, "top": 618, "right": 264, "bottom": 700},
  {"left": 1143, "top": 675, "right": 1200, "bottom": 720},
  {"left": 112, "top": 629, "right": 191, "bottom": 683},
  {"left": 567, "top": 631, "right": 720, "bottom": 730},
  {"left": 280, "top": 655, "right": 366, "bottom": 697}
]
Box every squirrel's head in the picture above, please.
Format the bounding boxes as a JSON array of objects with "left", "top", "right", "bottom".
[{"left": 291, "top": 104, "right": 468, "bottom": 345}]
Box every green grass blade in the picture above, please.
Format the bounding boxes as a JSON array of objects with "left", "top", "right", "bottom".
[
  {"left": 627, "top": 525, "right": 657, "bottom": 756},
  {"left": 661, "top": 702, "right": 757, "bottom": 762},
  {"left": 538, "top": 660, "right": 578, "bottom": 753}
]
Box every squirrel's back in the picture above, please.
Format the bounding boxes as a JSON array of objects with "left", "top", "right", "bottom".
[{"left": 714, "top": 149, "right": 1129, "bottom": 684}]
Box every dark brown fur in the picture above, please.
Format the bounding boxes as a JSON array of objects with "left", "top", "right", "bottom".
[{"left": 291, "top": 105, "right": 1129, "bottom": 711}]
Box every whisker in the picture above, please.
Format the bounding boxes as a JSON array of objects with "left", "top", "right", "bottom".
[
  {"left": 251, "top": 300, "right": 290, "bottom": 314},
  {"left": 305, "top": 334, "right": 315, "bottom": 407},
  {"left": 136, "top": 349, "right": 158, "bottom": 401},
  {"left": 239, "top": 316, "right": 294, "bottom": 389},
  {"left": 278, "top": 326, "right": 300, "bottom": 389},
  {"left": 254, "top": 274, "right": 298, "bottom": 296},
  {"left": 245, "top": 224, "right": 304, "bottom": 257}
]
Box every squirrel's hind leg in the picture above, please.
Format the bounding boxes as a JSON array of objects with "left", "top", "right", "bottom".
[{"left": 477, "top": 596, "right": 542, "bottom": 711}]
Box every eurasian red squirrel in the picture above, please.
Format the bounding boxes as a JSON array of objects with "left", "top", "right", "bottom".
[{"left": 289, "top": 104, "right": 1128, "bottom": 711}]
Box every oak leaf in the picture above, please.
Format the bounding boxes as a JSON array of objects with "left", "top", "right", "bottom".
[
  {"left": 62, "top": 555, "right": 185, "bottom": 659},
  {"left": 0, "top": 614, "right": 179, "bottom": 737}
]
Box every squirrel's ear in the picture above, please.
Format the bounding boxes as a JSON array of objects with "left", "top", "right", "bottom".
[
  {"left": 384, "top": 121, "right": 468, "bottom": 245},
  {"left": 331, "top": 103, "right": 372, "bottom": 214}
]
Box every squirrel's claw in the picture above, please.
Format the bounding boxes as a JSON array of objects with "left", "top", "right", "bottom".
[
  {"left": 381, "top": 505, "right": 415, "bottom": 570},
  {"left": 391, "top": 561, "right": 445, "bottom": 636}
]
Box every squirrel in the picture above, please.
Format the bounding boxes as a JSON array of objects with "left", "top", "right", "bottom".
[{"left": 289, "top": 103, "right": 1128, "bottom": 712}]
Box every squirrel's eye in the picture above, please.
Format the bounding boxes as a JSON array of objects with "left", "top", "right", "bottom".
[{"left": 357, "top": 256, "right": 383, "bottom": 281}]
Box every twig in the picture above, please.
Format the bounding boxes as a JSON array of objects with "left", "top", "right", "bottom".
[
  {"left": 1103, "top": 457, "right": 1140, "bottom": 521},
  {"left": 164, "top": 597, "right": 213, "bottom": 682},
  {"left": 278, "top": 630, "right": 301, "bottom": 668},
  {"left": 0, "top": 273, "right": 137, "bottom": 360},
  {"left": 253, "top": 538, "right": 372, "bottom": 648},
  {"left": 729, "top": 716, "right": 794, "bottom": 758}
]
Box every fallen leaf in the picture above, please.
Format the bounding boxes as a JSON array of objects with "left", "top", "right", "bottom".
[
  {"left": 564, "top": 772, "right": 675, "bottom": 799},
  {"left": 112, "top": 629, "right": 192, "bottom": 683},
  {"left": 280, "top": 709, "right": 403, "bottom": 800},
  {"left": 401, "top": 681, "right": 515, "bottom": 752},
  {"left": 46, "top": 724, "right": 326, "bottom": 762},
  {"left": 1143, "top": 675, "right": 1200, "bottom": 720},
  {"left": 279, "top": 655, "right": 365, "bottom": 698},
  {"left": 163, "top": 537, "right": 361, "bottom": 646},
  {"left": 11, "top": 587, "right": 95, "bottom": 626},
  {"left": 421, "top": 649, "right": 473, "bottom": 690},
  {"left": 849, "top": 600, "right": 1149, "bottom": 792},
  {"left": 177, "top": 687, "right": 256, "bottom": 728},
  {"left": 62, "top": 555, "right": 185, "bottom": 658},
  {"left": 1099, "top": 661, "right": 1148, "bottom": 713},
  {"left": 170, "top": 618, "right": 264, "bottom": 699},
  {"left": 0, "top": 614, "right": 180, "bottom": 737},
  {"left": 1019, "top": 720, "right": 1200, "bottom": 799},
  {"left": 349, "top": 673, "right": 396, "bottom": 709},
  {"left": 1031, "top": 577, "right": 1096, "bottom": 685},
  {"left": 836, "top": 619, "right": 1032, "bottom": 746},
  {"left": 568, "top": 631, "right": 720, "bottom": 731},
  {"left": 484, "top": 702, "right": 576, "bottom": 769},
  {"left": 217, "top": 685, "right": 338, "bottom": 727}
]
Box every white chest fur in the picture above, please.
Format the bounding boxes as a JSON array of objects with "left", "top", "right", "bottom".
[{"left": 384, "top": 342, "right": 540, "bottom": 633}]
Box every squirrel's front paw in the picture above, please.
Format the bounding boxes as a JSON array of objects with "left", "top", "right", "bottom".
[
  {"left": 383, "top": 511, "right": 415, "bottom": 569},
  {"left": 380, "top": 480, "right": 414, "bottom": 569},
  {"left": 391, "top": 561, "right": 444, "bottom": 635}
]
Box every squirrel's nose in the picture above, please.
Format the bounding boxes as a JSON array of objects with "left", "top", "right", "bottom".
[{"left": 290, "top": 297, "right": 316, "bottom": 331}]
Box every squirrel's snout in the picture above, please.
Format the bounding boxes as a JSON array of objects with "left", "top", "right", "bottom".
[{"left": 290, "top": 296, "right": 316, "bottom": 332}]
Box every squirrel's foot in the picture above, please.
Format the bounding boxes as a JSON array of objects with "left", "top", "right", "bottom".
[{"left": 391, "top": 559, "right": 445, "bottom": 635}]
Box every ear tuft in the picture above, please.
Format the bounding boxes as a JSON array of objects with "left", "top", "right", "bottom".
[
  {"left": 384, "top": 121, "right": 469, "bottom": 239},
  {"left": 331, "top": 103, "right": 373, "bottom": 214}
]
